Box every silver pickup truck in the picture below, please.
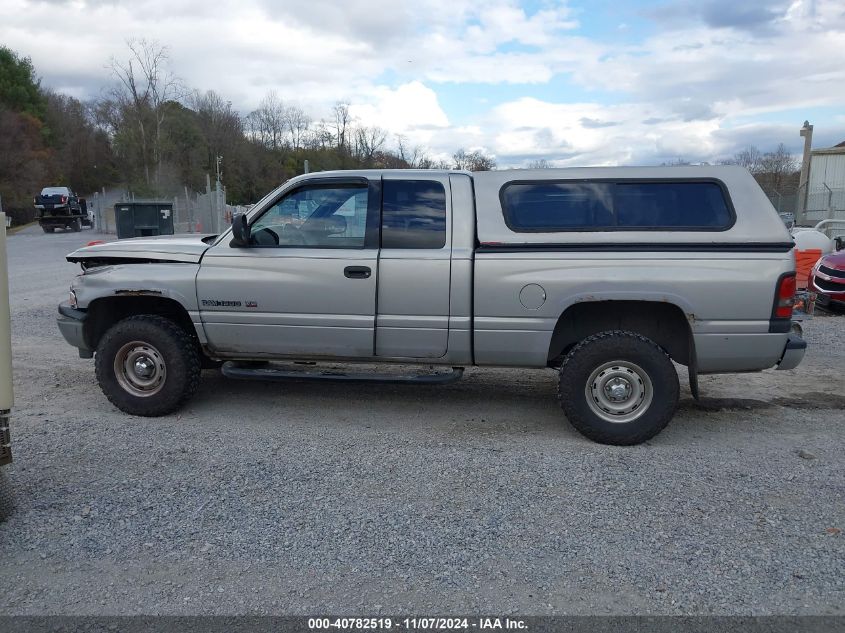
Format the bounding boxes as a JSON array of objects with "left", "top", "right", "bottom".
[{"left": 57, "top": 166, "right": 805, "bottom": 445}]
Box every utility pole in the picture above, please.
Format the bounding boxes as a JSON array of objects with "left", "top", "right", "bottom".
[{"left": 798, "top": 120, "right": 813, "bottom": 225}]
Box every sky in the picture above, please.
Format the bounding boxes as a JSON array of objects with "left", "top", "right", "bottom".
[{"left": 1, "top": 0, "right": 844, "bottom": 167}]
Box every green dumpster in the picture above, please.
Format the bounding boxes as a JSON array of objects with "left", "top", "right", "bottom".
[{"left": 114, "top": 202, "right": 175, "bottom": 239}]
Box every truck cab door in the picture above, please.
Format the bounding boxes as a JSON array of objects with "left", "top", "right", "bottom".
[
  {"left": 197, "top": 177, "right": 381, "bottom": 359},
  {"left": 375, "top": 175, "right": 452, "bottom": 359}
]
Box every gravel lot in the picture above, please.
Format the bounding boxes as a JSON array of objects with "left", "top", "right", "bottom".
[{"left": 0, "top": 224, "right": 843, "bottom": 615}]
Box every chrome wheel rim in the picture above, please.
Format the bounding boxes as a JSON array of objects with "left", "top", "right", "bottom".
[
  {"left": 114, "top": 341, "right": 166, "bottom": 397},
  {"left": 585, "top": 360, "right": 653, "bottom": 424}
]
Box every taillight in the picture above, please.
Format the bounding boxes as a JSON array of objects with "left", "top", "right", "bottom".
[
  {"left": 61, "top": 196, "right": 67, "bottom": 203},
  {"left": 774, "top": 274, "right": 796, "bottom": 319}
]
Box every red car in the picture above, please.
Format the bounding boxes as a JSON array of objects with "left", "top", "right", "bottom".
[{"left": 810, "top": 249, "right": 845, "bottom": 309}]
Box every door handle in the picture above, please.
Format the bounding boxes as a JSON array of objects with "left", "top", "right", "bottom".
[{"left": 344, "top": 266, "right": 371, "bottom": 279}]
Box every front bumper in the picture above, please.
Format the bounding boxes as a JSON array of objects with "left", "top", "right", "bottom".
[
  {"left": 809, "top": 271, "right": 845, "bottom": 305},
  {"left": 57, "top": 303, "right": 92, "bottom": 357},
  {"left": 776, "top": 334, "right": 806, "bottom": 371}
]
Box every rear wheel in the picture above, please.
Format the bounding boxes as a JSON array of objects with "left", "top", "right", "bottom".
[
  {"left": 95, "top": 315, "right": 201, "bottom": 416},
  {"left": 558, "top": 330, "right": 679, "bottom": 445},
  {"left": 42, "top": 226, "right": 54, "bottom": 233}
]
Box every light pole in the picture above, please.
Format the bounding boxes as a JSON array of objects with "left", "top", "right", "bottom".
[
  {"left": 798, "top": 121, "right": 813, "bottom": 225},
  {"left": 215, "top": 156, "right": 223, "bottom": 233}
]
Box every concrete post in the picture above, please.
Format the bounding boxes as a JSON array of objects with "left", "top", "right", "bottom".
[
  {"left": 798, "top": 120, "right": 813, "bottom": 224},
  {"left": 0, "top": 213, "right": 14, "bottom": 411}
]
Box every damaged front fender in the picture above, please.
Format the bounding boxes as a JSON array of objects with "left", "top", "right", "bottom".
[{"left": 71, "top": 263, "right": 201, "bottom": 313}]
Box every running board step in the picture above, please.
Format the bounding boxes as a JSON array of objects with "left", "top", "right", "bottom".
[{"left": 221, "top": 362, "right": 465, "bottom": 385}]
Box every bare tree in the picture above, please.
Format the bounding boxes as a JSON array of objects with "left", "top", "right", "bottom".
[
  {"left": 285, "top": 105, "right": 311, "bottom": 150},
  {"left": 723, "top": 143, "right": 799, "bottom": 194},
  {"left": 248, "top": 91, "right": 287, "bottom": 149},
  {"left": 760, "top": 143, "right": 798, "bottom": 176},
  {"left": 453, "top": 149, "right": 469, "bottom": 170},
  {"left": 759, "top": 143, "right": 799, "bottom": 193},
  {"left": 396, "top": 134, "right": 429, "bottom": 168},
  {"left": 396, "top": 134, "right": 411, "bottom": 165},
  {"left": 730, "top": 145, "right": 764, "bottom": 173},
  {"left": 453, "top": 148, "right": 496, "bottom": 171},
  {"left": 527, "top": 159, "right": 552, "bottom": 168},
  {"left": 354, "top": 125, "right": 387, "bottom": 164},
  {"left": 307, "top": 119, "right": 335, "bottom": 150},
  {"left": 109, "top": 38, "right": 181, "bottom": 186},
  {"left": 332, "top": 102, "right": 351, "bottom": 151}
]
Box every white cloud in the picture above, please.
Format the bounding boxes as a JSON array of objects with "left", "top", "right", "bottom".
[
  {"left": 1, "top": 0, "right": 844, "bottom": 167},
  {"left": 348, "top": 82, "right": 449, "bottom": 142}
]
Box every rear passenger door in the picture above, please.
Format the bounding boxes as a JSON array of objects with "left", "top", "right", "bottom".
[{"left": 376, "top": 175, "right": 451, "bottom": 358}]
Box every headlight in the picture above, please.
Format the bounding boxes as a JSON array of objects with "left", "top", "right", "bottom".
[{"left": 69, "top": 288, "right": 78, "bottom": 309}]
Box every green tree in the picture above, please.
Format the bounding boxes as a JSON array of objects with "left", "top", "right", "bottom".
[{"left": 0, "top": 46, "right": 46, "bottom": 119}]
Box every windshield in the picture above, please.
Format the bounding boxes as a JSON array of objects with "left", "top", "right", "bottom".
[{"left": 41, "top": 187, "right": 70, "bottom": 196}]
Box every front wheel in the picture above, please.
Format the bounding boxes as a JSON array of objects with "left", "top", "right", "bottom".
[
  {"left": 70, "top": 218, "right": 81, "bottom": 232},
  {"left": 95, "top": 315, "right": 201, "bottom": 416},
  {"left": 558, "top": 330, "right": 679, "bottom": 445}
]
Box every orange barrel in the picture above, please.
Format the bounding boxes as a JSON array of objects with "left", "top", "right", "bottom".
[{"left": 794, "top": 249, "right": 822, "bottom": 289}]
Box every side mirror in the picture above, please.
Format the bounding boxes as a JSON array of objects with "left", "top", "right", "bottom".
[
  {"left": 835, "top": 236, "right": 844, "bottom": 252},
  {"left": 230, "top": 213, "right": 251, "bottom": 247}
]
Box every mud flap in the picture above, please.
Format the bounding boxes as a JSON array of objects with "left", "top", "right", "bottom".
[{"left": 688, "top": 330, "right": 700, "bottom": 400}]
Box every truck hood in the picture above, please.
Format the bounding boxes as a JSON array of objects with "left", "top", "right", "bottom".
[{"left": 67, "top": 233, "right": 217, "bottom": 265}]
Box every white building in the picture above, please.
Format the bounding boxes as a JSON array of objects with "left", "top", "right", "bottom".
[{"left": 807, "top": 141, "right": 845, "bottom": 218}]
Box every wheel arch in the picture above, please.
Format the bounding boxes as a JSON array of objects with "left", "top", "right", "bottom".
[
  {"left": 83, "top": 294, "right": 199, "bottom": 351},
  {"left": 547, "top": 299, "right": 695, "bottom": 367}
]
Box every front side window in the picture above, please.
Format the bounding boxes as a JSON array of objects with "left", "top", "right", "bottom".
[
  {"left": 250, "top": 184, "right": 368, "bottom": 248},
  {"left": 382, "top": 180, "right": 447, "bottom": 249},
  {"left": 501, "top": 180, "right": 733, "bottom": 232}
]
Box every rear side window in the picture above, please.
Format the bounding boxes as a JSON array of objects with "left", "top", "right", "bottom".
[
  {"left": 501, "top": 181, "right": 733, "bottom": 232},
  {"left": 501, "top": 183, "right": 613, "bottom": 230},
  {"left": 382, "top": 180, "right": 447, "bottom": 249}
]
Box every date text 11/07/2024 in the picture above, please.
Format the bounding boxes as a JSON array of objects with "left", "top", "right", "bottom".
[{"left": 308, "top": 618, "right": 528, "bottom": 630}]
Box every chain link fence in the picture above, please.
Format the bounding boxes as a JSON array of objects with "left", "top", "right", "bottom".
[
  {"left": 765, "top": 182, "right": 845, "bottom": 233},
  {"left": 88, "top": 178, "right": 240, "bottom": 235}
]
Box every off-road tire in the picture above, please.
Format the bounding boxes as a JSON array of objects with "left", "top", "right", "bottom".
[
  {"left": 95, "top": 315, "right": 201, "bottom": 416},
  {"left": 0, "top": 470, "right": 14, "bottom": 522},
  {"left": 558, "top": 330, "right": 679, "bottom": 446}
]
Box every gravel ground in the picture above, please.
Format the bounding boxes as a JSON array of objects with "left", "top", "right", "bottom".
[{"left": 0, "top": 225, "right": 843, "bottom": 615}]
